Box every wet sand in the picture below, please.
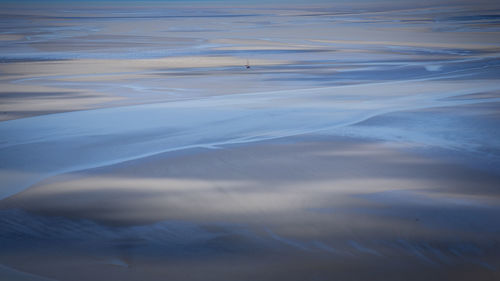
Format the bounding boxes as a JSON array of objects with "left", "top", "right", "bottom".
[
  {"left": 2, "top": 134, "right": 500, "bottom": 280},
  {"left": 0, "top": 264, "right": 56, "bottom": 281},
  {"left": 2, "top": 1, "right": 500, "bottom": 121},
  {"left": 1, "top": 1, "right": 500, "bottom": 280}
]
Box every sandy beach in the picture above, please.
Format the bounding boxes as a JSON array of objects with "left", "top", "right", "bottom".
[{"left": 1, "top": 0, "right": 500, "bottom": 280}]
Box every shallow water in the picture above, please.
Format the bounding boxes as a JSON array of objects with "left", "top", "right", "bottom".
[{"left": 1, "top": 1, "right": 500, "bottom": 280}]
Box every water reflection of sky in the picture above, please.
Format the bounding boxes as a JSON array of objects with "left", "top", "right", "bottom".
[{"left": 1, "top": 1, "right": 500, "bottom": 280}]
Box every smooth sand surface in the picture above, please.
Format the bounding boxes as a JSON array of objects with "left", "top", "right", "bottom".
[
  {"left": 2, "top": 2, "right": 500, "bottom": 121},
  {"left": 0, "top": 264, "right": 56, "bottom": 281},
  {"left": 1, "top": 1, "right": 500, "bottom": 280},
  {"left": 2, "top": 135, "right": 500, "bottom": 280},
  {"left": 1, "top": 79, "right": 499, "bottom": 200}
]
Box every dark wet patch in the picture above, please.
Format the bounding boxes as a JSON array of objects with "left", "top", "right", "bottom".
[
  {"left": 0, "top": 57, "right": 69, "bottom": 63},
  {"left": 446, "top": 15, "right": 500, "bottom": 22},
  {"left": 354, "top": 190, "right": 500, "bottom": 233},
  {"left": 0, "top": 92, "right": 88, "bottom": 99}
]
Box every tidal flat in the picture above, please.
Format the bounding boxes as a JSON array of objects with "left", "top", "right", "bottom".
[{"left": 1, "top": 1, "right": 500, "bottom": 280}]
